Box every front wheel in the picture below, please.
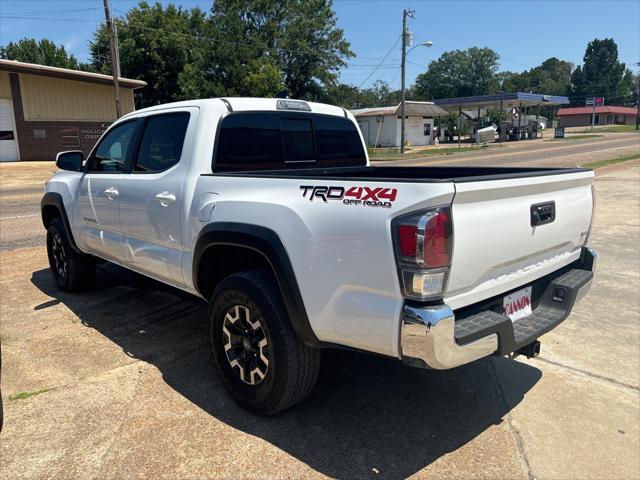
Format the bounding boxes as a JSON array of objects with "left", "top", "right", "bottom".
[
  {"left": 46, "top": 217, "right": 95, "bottom": 292},
  {"left": 209, "top": 270, "right": 320, "bottom": 415}
]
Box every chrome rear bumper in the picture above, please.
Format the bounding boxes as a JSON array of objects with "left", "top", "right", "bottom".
[
  {"left": 401, "top": 305, "right": 498, "bottom": 369},
  {"left": 400, "top": 247, "right": 597, "bottom": 370}
]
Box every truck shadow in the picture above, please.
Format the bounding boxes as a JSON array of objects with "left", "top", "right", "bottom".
[{"left": 31, "top": 264, "right": 541, "bottom": 479}]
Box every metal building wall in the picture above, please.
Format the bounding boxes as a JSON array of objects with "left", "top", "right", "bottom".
[
  {"left": 19, "top": 73, "right": 135, "bottom": 122},
  {"left": 0, "top": 71, "right": 11, "bottom": 98},
  {"left": 357, "top": 115, "right": 398, "bottom": 147}
]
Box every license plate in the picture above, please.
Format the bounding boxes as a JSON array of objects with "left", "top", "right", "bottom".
[{"left": 503, "top": 286, "right": 533, "bottom": 322}]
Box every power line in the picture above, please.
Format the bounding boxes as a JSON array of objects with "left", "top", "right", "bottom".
[
  {"left": 357, "top": 35, "right": 401, "bottom": 88},
  {"left": 411, "top": 16, "right": 530, "bottom": 70},
  {"left": 0, "top": 13, "right": 398, "bottom": 75},
  {"left": 0, "top": 15, "right": 97, "bottom": 23},
  {"left": 2, "top": 7, "right": 98, "bottom": 16},
  {"left": 114, "top": 19, "right": 341, "bottom": 61}
]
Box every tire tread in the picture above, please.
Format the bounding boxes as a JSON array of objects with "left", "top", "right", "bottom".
[{"left": 210, "top": 269, "right": 320, "bottom": 415}]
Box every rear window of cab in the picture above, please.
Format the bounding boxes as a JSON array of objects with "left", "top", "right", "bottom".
[{"left": 213, "top": 112, "right": 366, "bottom": 172}]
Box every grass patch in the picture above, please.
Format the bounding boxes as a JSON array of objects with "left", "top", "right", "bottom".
[
  {"left": 581, "top": 153, "right": 640, "bottom": 169},
  {"left": 559, "top": 134, "right": 604, "bottom": 141},
  {"left": 9, "top": 388, "right": 55, "bottom": 401},
  {"left": 591, "top": 125, "right": 639, "bottom": 133},
  {"left": 369, "top": 144, "right": 500, "bottom": 161}
]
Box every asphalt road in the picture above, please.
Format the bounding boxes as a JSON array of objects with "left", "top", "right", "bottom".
[
  {"left": 0, "top": 185, "right": 44, "bottom": 251},
  {"left": 379, "top": 132, "right": 640, "bottom": 168},
  {"left": 0, "top": 136, "right": 639, "bottom": 479}
]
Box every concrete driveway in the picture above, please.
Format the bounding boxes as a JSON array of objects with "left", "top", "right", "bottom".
[{"left": 0, "top": 159, "right": 638, "bottom": 479}]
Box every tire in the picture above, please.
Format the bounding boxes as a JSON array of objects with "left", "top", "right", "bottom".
[
  {"left": 209, "top": 270, "right": 320, "bottom": 415},
  {"left": 46, "top": 217, "right": 95, "bottom": 292}
]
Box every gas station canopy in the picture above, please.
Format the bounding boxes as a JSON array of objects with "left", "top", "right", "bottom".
[
  {"left": 351, "top": 101, "right": 448, "bottom": 118},
  {"left": 434, "top": 92, "right": 570, "bottom": 113}
]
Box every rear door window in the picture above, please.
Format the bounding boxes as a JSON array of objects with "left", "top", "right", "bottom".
[
  {"left": 214, "top": 112, "right": 366, "bottom": 172},
  {"left": 215, "top": 113, "right": 282, "bottom": 171},
  {"left": 134, "top": 112, "right": 190, "bottom": 173}
]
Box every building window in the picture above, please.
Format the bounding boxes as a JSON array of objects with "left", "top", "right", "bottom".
[
  {"left": 61, "top": 127, "right": 80, "bottom": 147},
  {"left": 423, "top": 123, "right": 431, "bottom": 136},
  {"left": 0, "top": 131, "right": 15, "bottom": 141},
  {"left": 34, "top": 129, "right": 46, "bottom": 139}
]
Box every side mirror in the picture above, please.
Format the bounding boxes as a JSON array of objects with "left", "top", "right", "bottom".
[{"left": 56, "top": 151, "right": 84, "bottom": 172}]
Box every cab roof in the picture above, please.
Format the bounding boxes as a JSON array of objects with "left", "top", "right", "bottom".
[{"left": 124, "top": 97, "right": 350, "bottom": 119}]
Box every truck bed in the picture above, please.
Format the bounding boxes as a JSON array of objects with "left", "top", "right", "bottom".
[{"left": 205, "top": 165, "right": 590, "bottom": 183}]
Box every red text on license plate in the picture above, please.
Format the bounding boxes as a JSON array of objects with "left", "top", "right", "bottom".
[{"left": 503, "top": 286, "right": 533, "bottom": 322}]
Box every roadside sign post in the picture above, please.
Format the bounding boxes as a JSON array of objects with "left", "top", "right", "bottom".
[{"left": 586, "top": 97, "right": 604, "bottom": 132}]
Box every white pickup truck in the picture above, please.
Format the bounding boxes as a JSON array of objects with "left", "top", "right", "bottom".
[{"left": 42, "top": 98, "right": 596, "bottom": 414}]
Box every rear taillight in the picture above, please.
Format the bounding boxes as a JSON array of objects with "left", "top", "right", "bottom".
[
  {"left": 398, "top": 225, "right": 418, "bottom": 257},
  {"left": 423, "top": 209, "right": 452, "bottom": 268},
  {"left": 393, "top": 206, "right": 453, "bottom": 301}
]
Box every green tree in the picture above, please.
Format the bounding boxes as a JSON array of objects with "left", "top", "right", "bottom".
[
  {"left": 178, "top": 0, "right": 283, "bottom": 98},
  {"left": 569, "top": 38, "right": 631, "bottom": 105},
  {"left": 412, "top": 47, "right": 500, "bottom": 100},
  {"left": 501, "top": 57, "right": 573, "bottom": 95},
  {"left": 270, "top": 0, "right": 353, "bottom": 98},
  {"left": 90, "top": 1, "right": 207, "bottom": 105},
  {"left": 183, "top": 0, "right": 353, "bottom": 99},
  {"left": 317, "top": 83, "right": 364, "bottom": 108},
  {"left": 319, "top": 80, "right": 402, "bottom": 109},
  {"left": 0, "top": 38, "right": 89, "bottom": 70},
  {"left": 620, "top": 70, "right": 637, "bottom": 107}
]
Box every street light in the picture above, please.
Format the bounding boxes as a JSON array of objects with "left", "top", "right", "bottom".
[
  {"left": 400, "top": 33, "right": 433, "bottom": 153},
  {"left": 409, "top": 40, "right": 433, "bottom": 53}
]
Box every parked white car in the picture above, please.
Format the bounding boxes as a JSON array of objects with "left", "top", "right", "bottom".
[{"left": 42, "top": 98, "right": 596, "bottom": 414}]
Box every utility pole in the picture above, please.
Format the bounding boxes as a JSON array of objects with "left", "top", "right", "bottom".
[
  {"left": 103, "top": 0, "right": 122, "bottom": 118},
  {"left": 400, "top": 9, "right": 414, "bottom": 154},
  {"left": 635, "top": 62, "right": 639, "bottom": 131}
]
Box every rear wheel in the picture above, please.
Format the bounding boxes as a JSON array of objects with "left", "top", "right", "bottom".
[
  {"left": 209, "top": 270, "right": 320, "bottom": 415},
  {"left": 46, "top": 217, "right": 95, "bottom": 292}
]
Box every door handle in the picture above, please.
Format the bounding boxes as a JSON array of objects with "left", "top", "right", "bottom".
[
  {"left": 530, "top": 201, "right": 555, "bottom": 227},
  {"left": 155, "top": 191, "right": 176, "bottom": 207},
  {"left": 104, "top": 187, "right": 119, "bottom": 200}
]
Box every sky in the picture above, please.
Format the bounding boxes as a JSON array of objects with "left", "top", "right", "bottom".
[{"left": 1, "top": 0, "right": 639, "bottom": 91}]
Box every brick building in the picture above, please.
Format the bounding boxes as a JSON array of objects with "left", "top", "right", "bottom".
[
  {"left": 0, "top": 59, "right": 146, "bottom": 162},
  {"left": 556, "top": 105, "right": 639, "bottom": 128}
]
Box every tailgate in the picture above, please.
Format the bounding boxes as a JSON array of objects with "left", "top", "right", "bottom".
[{"left": 445, "top": 170, "right": 594, "bottom": 310}]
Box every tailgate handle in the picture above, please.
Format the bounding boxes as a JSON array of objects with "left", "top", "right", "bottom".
[{"left": 531, "top": 201, "right": 556, "bottom": 227}]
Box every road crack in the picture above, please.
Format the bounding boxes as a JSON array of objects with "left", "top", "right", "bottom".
[{"left": 536, "top": 356, "right": 639, "bottom": 392}]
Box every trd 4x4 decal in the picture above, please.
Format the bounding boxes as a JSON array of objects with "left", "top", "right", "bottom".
[{"left": 300, "top": 185, "right": 398, "bottom": 208}]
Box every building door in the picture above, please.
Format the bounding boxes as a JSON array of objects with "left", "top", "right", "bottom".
[{"left": 0, "top": 98, "right": 19, "bottom": 162}]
